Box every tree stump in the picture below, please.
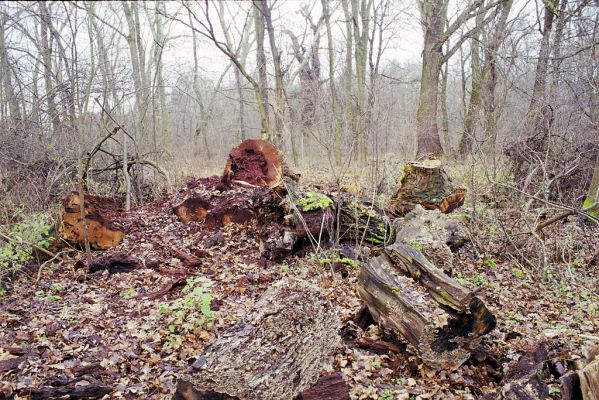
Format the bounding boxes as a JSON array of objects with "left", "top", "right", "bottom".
[
  {"left": 222, "top": 139, "right": 283, "bottom": 187},
  {"left": 358, "top": 243, "right": 495, "bottom": 370},
  {"left": 58, "top": 192, "right": 126, "bottom": 250},
  {"left": 338, "top": 200, "right": 395, "bottom": 246},
  {"left": 389, "top": 160, "right": 466, "bottom": 215},
  {"left": 173, "top": 278, "right": 339, "bottom": 400}
]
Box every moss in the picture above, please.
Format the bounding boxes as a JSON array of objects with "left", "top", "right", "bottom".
[
  {"left": 439, "top": 290, "right": 451, "bottom": 301},
  {"left": 410, "top": 240, "right": 422, "bottom": 251},
  {"left": 336, "top": 257, "right": 357, "bottom": 268},
  {"left": 297, "top": 191, "right": 333, "bottom": 212}
]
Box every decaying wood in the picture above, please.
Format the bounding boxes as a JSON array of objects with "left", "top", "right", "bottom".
[
  {"left": 174, "top": 278, "right": 339, "bottom": 400},
  {"left": 358, "top": 242, "right": 495, "bottom": 369},
  {"left": 173, "top": 185, "right": 286, "bottom": 228},
  {"left": 580, "top": 358, "right": 599, "bottom": 400},
  {"left": 58, "top": 192, "right": 127, "bottom": 250},
  {"left": 561, "top": 371, "right": 582, "bottom": 400},
  {"left": 88, "top": 251, "right": 142, "bottom": 274},
  {"left": 17, "top": 383, "right": 113, "bottom": 399},
  {"left": 484, "top": 341, "right": 553, "bottom": 400},
  {"left": 389, "top": 160, "right": 466, "bottom": 215},
  {"left": 298, "top": 372, "right": 350, "bottom": 400},
  {"left": 222, "top": 139, "right": 283, "bottom": 187},
  {"left": 338, "top": 200, "right": 395, "bottom": 246}
]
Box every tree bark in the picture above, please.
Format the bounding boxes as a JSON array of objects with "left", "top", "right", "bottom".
[
  {"left": 173, "top": 278, "right": 339, "bottom": 400},
  {"left": 358, "top": 242, "right": 495, "bottom": 370}
]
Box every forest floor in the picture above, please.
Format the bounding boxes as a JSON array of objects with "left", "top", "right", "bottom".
[{"left": 0, "top": 173, "right": 598, "bottom": 400}]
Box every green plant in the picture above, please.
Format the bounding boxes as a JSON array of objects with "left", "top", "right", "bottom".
[
  {"left": 512, "top": 268, "right": 526, "bottom": 280},
  {"left": 379, "top": 389, "right": 393, "bottom": 400},
  {"left": 0, "top": 213, "right": 52, "bottom": 271},
  {"left": 159, "top": 277, "right": 214, "bottom": 337},
  {"left": 482, "top": 257, "right": 496, "bottom": 268},
  {"left": 121, "top": 288, "right": 136, "bottom": 299},
  {"left": 548, "top": 386, "right": 560, "bottom": 396}
]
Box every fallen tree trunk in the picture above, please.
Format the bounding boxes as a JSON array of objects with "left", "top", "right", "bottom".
[
  {"left": 58, "top": 192, "right": 127, "bottom": 250},
  {"left": 173, "top": 278, "right": 339, "bottom": 400},
  {"left": 389, "top": 160, "right": 466, "bottom": 215},
  {"left": 358, "top": 242, "right": 495, "bottom": 370}
]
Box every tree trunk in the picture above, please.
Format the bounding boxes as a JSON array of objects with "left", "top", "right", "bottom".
[
  {"left": 460, "top": 10, "right": 485, "bottom": 156},
  {"left": 173, "top": 278, "right": 339, "bottom": 400},
  {"left": 481, "top": 0, "right": 512, "bottom": 150},
  {"left": 358, "top": 243, "right": 496, "bottom": 370},
  {"left": 524, "top": 3, "right": 555, "bottom": 136},
  {"left": 39, "top": 2, "right": 60, "bottom": 136},
  {"left": 322, "top": 0, "right": 341, "bottom": 164},
  {"left": 253, "top": 2, "right": 271, "bottom": 141},
  {"left": 583, "top": 147, "right": 599, "bottom": 218},
  {"left": 416, "top": 0, "right": 446, "bottom": 158},
  {"left": 260, "top": 1, "right": 284, "bottom": 147}
]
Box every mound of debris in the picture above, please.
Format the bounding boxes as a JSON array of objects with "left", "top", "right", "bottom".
[{"left": 47, "top": 140, "right": 498, "bottom": 399}]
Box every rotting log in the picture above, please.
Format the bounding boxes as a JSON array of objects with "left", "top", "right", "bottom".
[
  {"left": 358, "top": 242, "right": 495, "bottom": 370},
  {"left": 173, "top": 185, "right": 286, "bottom": 228},
  {"left": 173, "top": 278, "right": 339, "bottom": 400},
  {"left": 58, "top": 192, "right": 126, "bottom": 250},
  {"left": 389, "top": 160, "right": 466, "bottom": 215},
  {"left": 222, "top": 139, "right": 283, "bottom": 187}
]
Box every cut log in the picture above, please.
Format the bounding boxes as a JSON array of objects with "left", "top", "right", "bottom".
[
  {"left": 173, "top": 278, "right": 339, "bottom": 400},
  {"left": 389, "top": 160, "right": 466, "bottom": 215},
  {"left": 58, "top": 192, "right": 126, "bottom": 250},
  {"left": 222, "top": 139, "right": 283, "bottom": 187},
  {"left": 357, "top": 242, "right": 495, "bottom": 370}
]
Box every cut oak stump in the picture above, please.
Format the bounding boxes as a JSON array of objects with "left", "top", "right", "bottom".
[
  {"left": 58, "top": 192, "right": 126, "bottom": 250},
  {"left": 358, "top": 242, "right": 495, "bottom": 370},
  {"left": 389, "top": 160, "right": 466, "bottom": 215},
  {"left": 222, "top": 139, "right": 283, "bottom": 187},
  {"left": 173, "top": 278, "right": 339, "bottom": 400}
]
